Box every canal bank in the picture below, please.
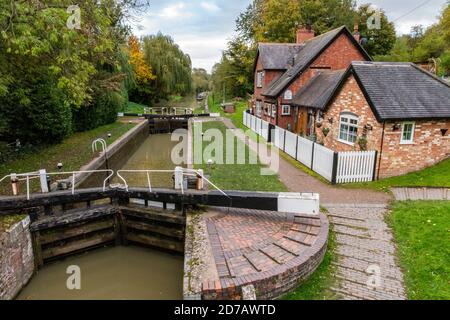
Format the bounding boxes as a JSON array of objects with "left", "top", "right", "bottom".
[
  {"left": 1, "top": 118, "right": 189, "bottom": 300},
  {"left": 1, "top": 116, "right": 329, "bottom": 300}
]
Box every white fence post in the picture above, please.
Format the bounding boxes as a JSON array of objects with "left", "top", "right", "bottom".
[{"left": 39, "top": 169, "right": 49, "bottom": 193}]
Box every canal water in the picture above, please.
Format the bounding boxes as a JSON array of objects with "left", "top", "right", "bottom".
[
  {"left": 17, "top": 246, "right": 184, "bottom": 300},
  {"left": 115, "top": 133, "right": 182, "bottom": 188},
  {"left": 17, "top": 134, "right": 185, "bottom": 300}
]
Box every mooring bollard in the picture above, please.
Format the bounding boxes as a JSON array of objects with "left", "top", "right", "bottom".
[
  {"left": 11, "top": 174, "right": 19, "bottom": 196},
  {"left": 196, "top": 169, "right": 204, "bottom": 190}
]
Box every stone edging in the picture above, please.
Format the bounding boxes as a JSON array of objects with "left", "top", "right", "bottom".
[
  {"left": 201, "top": 213, "right": 329, "bottom": 300},
  {"left": 56, "top": 121, "right": 148, "bottom": 189},
  {"left": 391, "top": 187, "right": 450, "bottom": 201}
]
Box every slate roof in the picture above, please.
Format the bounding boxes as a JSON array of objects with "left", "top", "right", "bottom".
[
  {"left": 291, "top": 70, "right": 346, "bottom": 109},
  {"left": 351, "top": 61, "right": 450, "bottom": 120},
  {"left": 263, "top": 26, "right": 371, "bottom": 98},
  {"left": 257, "top": 44, "right": 303, "bottom": 70}
]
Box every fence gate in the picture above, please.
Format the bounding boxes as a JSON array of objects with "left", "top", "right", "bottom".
[{"left": 336, "top": 151, "right": 377, "bottom": 183}]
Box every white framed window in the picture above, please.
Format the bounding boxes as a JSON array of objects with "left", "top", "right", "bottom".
[
  {"left": 339, "top": 113, "right": 359, "bottom": 145},
  {"left": 256, "top": 101, "right": 262, "bottom": 117},
  {"left": 256, "top": 71, "right": 264, "bottom": 88},
  {"left": 281, "top": 105, "right": 291, "bottom": 115},
  {"left": 284, "top": 90, "right": 293, "bottom": 100},
  {"left": 401, "top": 122, "right": 415, "bottom": 144},
  {"left": 271, "top": 105, "right": 276, "bottom": 118}
]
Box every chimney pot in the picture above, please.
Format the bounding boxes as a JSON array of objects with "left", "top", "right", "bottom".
[
  {"left": 353, "top": 23, "right": 361, "bottom": 43},
  {"left": 296, "top": 25, "right": 315, "bottom": 44}
]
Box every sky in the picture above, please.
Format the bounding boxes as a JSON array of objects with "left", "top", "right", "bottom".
[{"left": 131, "top": 0, "right": 448, "bottom": 72}]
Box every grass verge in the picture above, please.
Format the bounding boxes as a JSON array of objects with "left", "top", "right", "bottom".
[
  {"left": 0, "top": 121, "right": 136, "bottom": 195},
  {"left": 193, "top": 121, "right": 286, "bottom": 192},
  {"left": 387, "top": 201, "right": 450, "bottom": 300},
  {"left": 348, "top": 158, "right": 450, "bottom": 191},
  {"left": 124, "top": 101, "right": 147, "bottom": 114}
]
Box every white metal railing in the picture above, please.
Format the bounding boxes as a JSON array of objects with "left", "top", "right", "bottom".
[
  {"left": 92, "top": 138, "right": 108, "bottom": 158},
  {"left": 116, "top": 169, "right": 183, "bottom": 193},
  {"left": 1, "top": 167, "right": 230, "bottom": 202},
  {"left": 116, "top": 168, "right": 230, "bottom": 200},
  {"left": 0, "top": 169, "right": 114, "bottom": 200}
]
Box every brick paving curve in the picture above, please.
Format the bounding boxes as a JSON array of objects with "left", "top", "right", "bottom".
[{"left": 216, "top": 117, "right": 407, "bottom": 300}]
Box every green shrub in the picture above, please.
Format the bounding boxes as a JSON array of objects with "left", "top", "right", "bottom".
[{"left": 73, "top": 91, "right": 123, "bottom": 132}]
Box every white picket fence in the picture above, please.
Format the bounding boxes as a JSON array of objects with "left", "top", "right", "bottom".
[
  {"left": 336, "top": 151, "right": 376, "bottom": 183},
  {"left": 244, "top": 111, "right": 269, "bottom": 141},
  {"left": 243, "top": 111, "right": 377, "bottom": 184}
]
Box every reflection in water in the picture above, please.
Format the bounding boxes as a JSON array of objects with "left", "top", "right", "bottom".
[
  {"left": 115, "top": 134, "right": 181, "bottom": 188},
  {"left": 17, "top": 246, "right": 184, "bottom": 300}
]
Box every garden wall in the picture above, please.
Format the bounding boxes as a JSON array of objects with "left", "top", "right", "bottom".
[{"left": 0, "top": 216, "right": 34, "bottom": 300}]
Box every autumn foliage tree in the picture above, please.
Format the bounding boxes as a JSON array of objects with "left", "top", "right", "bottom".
[
  {"left": 128, "top": 35, "right": 156, "bottom": 103},
  {"left": 0, "top": 1, "right": 146, "bottom": 143}
]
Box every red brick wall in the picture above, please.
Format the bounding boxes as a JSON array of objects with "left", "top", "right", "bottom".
[
  {"left": 253, "top": 56, "right": 283, "bottom": 121},
  {"left": 379, "top": 120, "right": 450, "bottom": 178},
  {"left": 277, "top": 96, "right": 296, "bottom": 129},
  {"left": 278, "top": 33, "right": 368, "bottom": 131},
  {"left": 317, "top": 75, "right": 450, "bottom": 178},
  {"left": 311, "top": 33, "right": 366, "bottom": 70},
  {"left": 316, "top": 75, "right": 383, "bottom": 152}
]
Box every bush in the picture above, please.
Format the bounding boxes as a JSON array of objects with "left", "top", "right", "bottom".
[
  {"left": 73, "top": 91, "right": 124, "bottom": 132},
  {"left": 0, "top": 79, "right": 73, "bottom": 144}
]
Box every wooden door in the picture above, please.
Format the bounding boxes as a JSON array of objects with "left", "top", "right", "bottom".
[{"left": 296, "top": 108, "right": 308, "bottom": 135}]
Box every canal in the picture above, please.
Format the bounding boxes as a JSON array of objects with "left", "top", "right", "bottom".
[{"left": 17, "top": 133, "right": 186, "bottom": 300}]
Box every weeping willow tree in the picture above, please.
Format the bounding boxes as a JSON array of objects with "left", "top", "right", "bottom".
[{"left": 142, "top": 33, "right": 192, "bottom": 101}]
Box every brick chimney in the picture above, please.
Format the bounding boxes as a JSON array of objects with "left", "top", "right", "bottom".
[
  {"left": 296, "top": 26, "right": 315, "bottom": 44},
  {"left": 353, "top": 23, "right": 361, "bottom": 43}
]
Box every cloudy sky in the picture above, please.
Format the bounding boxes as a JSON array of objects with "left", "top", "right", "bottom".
[{"left": 132, "top": 0, "right": 448, "bottom": 72}]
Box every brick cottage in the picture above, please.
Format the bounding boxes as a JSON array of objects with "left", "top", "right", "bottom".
[
  {"left": 296, "top": 61, "right": 450, "bottom": 178},
  {"left": 251, "top": 26, "right": 450, "bottom": 179},
  {"left": 252, "top": 25, "right": 371, "bottom": 134}
]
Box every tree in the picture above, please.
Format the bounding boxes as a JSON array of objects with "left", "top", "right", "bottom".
[
  {"left": 192, "top": 69, "right": 211, "bottom": 94},
  {"left": 211, "top": 38, "right": 256, "bottom": 100},
  {"left": 375, "top": 35, "right": 413, "bottom": 62},
  {"left": 236, "top": 0, "right": 358, "bottom": 44},
  {"left": 142, "top": 33, "right": 192, "bottom": 101},
  {"left": 356, "top": 4, "right": 396, "bottom": 56},
  {"left": 0, "top": 0, "right": 147, "bottom": 143},
  {"left": 377, "top": 3, "right": 450, "bottom": 76},
  {"left": 127, "top": 35, "right": 156, "bottom": 103},
  {"left": 128, "top": 36, "right": 156, "bottom": 85}
]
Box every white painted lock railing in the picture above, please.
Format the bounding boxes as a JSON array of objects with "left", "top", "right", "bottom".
[{"left": 0, "top": 169, "right": 114, "bottom": 200}]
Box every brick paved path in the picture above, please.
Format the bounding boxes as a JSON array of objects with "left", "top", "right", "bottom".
[
  {"left": 203, "top": 207, "right": 328, "bottom": 299},
  {"left": 218, "top": 118, "right": 406, "bottom": 300},
  {"left": 206, "top": 208, "right": 323, "bottom": 278},
  {"left": 325, "top": 204, "right": 406, "bottom": 300},
  {"left": 392, "top": 187, "right": 450, "bottom": 201}
]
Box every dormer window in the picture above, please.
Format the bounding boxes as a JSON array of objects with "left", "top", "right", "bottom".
[
  {"left": 257, "top": 71, "right": 264, "bottom": 88},
  {"left": 284, "top": 90, "right": 293, "bottom": 100}
]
